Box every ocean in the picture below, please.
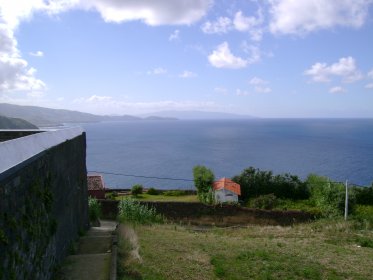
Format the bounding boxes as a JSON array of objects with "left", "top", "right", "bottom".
[{"left": 82, "top": 119, "right": 373, "bottom": 189}]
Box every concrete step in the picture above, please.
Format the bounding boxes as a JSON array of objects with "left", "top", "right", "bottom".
[
  {"left": 60, "top": 253, "right": 111, "bottom": 280},
  {"left": 55, "top": 220, "right": 118, "bottom": 280},
  {"left": 77, "top": 236, "right": 113, "bottom": 255}
]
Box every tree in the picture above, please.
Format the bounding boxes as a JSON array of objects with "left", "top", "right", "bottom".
[
  {"left": 232, "top": 167, "right": 310, "bottom": 202},
  {"left": 131, "top": 184, "right": 144, "bottom": 196},
  {"left": 193, "top": 165, "right": 215, "bottom": 202}
]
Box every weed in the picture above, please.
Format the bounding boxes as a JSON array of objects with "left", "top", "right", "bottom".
[
  {"left": 118, "top": 198, "right": 164, "bottom": 224},
  {"left": 356, "top": 237, "right": 373, "bottom": 248},
  {"left": 88, "top": 196, "right": 101, "bottom": 222}
]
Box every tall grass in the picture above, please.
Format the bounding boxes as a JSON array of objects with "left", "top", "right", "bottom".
[{"left": 118, "top": 198, "right": 164, "bottom": 224}]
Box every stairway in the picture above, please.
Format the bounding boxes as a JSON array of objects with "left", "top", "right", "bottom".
[{"left": 56, "top": 220, "right": 118, "bottom": 280}]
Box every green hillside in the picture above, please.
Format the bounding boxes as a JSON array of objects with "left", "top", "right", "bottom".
[{"left": 0, "top": 115, "right": 38, "bottom": 129}]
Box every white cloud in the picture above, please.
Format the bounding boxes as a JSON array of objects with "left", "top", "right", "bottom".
[
  {"left": 201, "top": 17, "right": 232, "bottom": 34},
  {"left": 236, "top": 88, "right": 249, "bottom": 96},
  {"left": 304, "top": 57, "right": 363, "bottom": 83},
  {"left": 169, "top": 29, "right": 180, "bottom": 41},
  {"left": 80, "top": 0, "right": 212, "bottom": 26},
  {"left": 147, "top": 67, "right": 167, "bottom": 75},
  {"left": 201, "top": 9, "right": 264, "bottom": 41},
  {"left": 329, "top": 86, "right": 346, "bottom": 93},
  {"left": 249, "top": 77, "right": 267, "bottom": 86},
  {"left": 0, "top": 26, "right": 46, "bottom": 92},
  {"left": 365, "top": 83, "right": 373, "bottom": 89},
  {"left": 0, "top": 0, "right": 212, "bottom": 94},
  {"left": 72, "top": 96, "right": 219, "bottom": 114},
  {"left": 214, "top": 87, "right": 228, "bottom": 95},
  {"left": 241, "top": 42, "right": 261, "bottom": 64},
  {"left": 269, "top": 0, "right": 372, "bottom": 35},
  {"left": 248, "top": 77, "right": 272, "bottom": 93},
  {"left": 255, "top": 86, "right": 271, "bottom": 93},
  {"left": 29, "top": 50, "right": 44, "bottom": 57},
  {"left": 27, "top": 90, "right": 44, "bottom": 98},
  {"left": 233, "top": 10, "right": 263, "bottom": 41},
  {"left": 87, "top": 95, "right": 112, "bottom": 102},
  {"left": 368, "top": 69, "right": 373, "bottom": 79},
  {"left": 208, "top": 42, "right": 248, "bottom": 69},
  {"left": 179, "top": 70, "right": 197, "bottom": 78}
]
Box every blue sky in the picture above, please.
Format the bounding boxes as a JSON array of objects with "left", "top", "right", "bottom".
[{"left": 1, "top": 0, "right": 373, "bottom": 117}]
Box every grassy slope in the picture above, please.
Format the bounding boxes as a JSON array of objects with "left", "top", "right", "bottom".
[{"left": 119, "top": 220, "right": 373, "bottom": 280}]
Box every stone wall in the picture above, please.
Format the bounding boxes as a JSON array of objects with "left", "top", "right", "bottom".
[
  {"left": 0, "top": 129, "right": 89, "bottom": 280},
  {"left": 99, "top": 200, "right": 315, "bottom": 226}
]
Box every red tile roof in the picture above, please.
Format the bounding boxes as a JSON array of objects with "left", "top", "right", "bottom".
[
  {"left": 213, "top": 178, "right": 241, "bottom": 195},
  {"left": 87, "top": 175, "right": 105, "bottom": 190}
]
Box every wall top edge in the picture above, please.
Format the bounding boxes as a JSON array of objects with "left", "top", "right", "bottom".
[{"left": 0, "top": 127, "right": 85, "bottom": 174}]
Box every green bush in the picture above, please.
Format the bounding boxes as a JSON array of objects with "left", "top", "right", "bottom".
[
  {"left": 88, "top": 196, "right": 101, "bottom": 222},
  {"left": 353, "top": 205, "right": 373, "bottom": 229},
  {"left": 307, "top": 174, "right": 356, "bottom": 217},
  {"left": 356, "top": 237, "right": 373, "bottom": 248},
  {"left": 147, "top": 188, "right": 159, "bottom": 195},
  {"left": 118, "top": 198, "right": 164, "bottom": 224},
  {"left": 232, "top": 167, "right": 309, "bottom": 202},
  {"left": 131, "top": 184, "right": 144, "bottom": 196},
  {"left": 250, "top": 194, "right": 278, "bottom": 210},
  {"left": 106, "top": 191, "right": 118, "bottom": 200},
  {"left": 163, "top": 190, "right": 187, "bottom": 196},
  {"left": 354, "top": 186, "right": 373, "bottom": 205}
]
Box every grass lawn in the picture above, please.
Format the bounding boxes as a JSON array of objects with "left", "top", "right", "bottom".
[
  {"left": 116, "top": 193, "right": 199, "bottom": 202},
  {"left": 118, "top": 220, "right": 373, "bottom": 280}
]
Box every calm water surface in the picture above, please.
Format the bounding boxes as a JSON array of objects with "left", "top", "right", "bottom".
[{"left": 82, "top": 119, "right": 373, "bottom": 189}]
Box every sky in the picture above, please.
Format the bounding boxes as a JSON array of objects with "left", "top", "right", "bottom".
[{"left": 0, "top": 0, "right": 373, "bottom": 118}]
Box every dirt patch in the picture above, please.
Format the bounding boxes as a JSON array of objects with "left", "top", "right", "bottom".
[{"left": 100, "top": 200, "right": 316, "bottom": 226}]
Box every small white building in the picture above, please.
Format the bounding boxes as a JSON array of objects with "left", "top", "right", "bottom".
[{"left": 213, "top": 178, "right": 241, "bottom": 203}]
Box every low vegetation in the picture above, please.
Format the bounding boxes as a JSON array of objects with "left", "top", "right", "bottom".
[
  {"left": 88, "top": 196, "right": 101, "bottom": 223},
  {"left": 118, "top": 198, "right": 164, "bottom": 224},
  {"left": 118, "top": 219, "right": 373, "bottom": 280},
  {"left": 116, "top": 164, "right": 373, "bottom": 279},
  {"left": 131, "top": 184, "right": 144, "bottom": 196}
]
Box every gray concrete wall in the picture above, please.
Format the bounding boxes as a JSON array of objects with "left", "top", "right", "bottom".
[{"left": 0, "top": 128, "right": 89, "bottom": 280}]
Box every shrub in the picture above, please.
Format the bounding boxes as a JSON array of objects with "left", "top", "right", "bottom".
[
  {"left": 163, "top": 190, "right": 187, "bottom": 196},
  {"left": 193, "top": 165, "right": 215, "bottom": 202},
  {"left": 118, "top": 198, "right": 164, "bottom": 224},
  {"left": 147, "top": 188, "right": 159, "bottom": 195},
  {"left": 198, "top": 188, "right": 215, "bottom": 205},
  {"left": 354, "top": 186, "right": 373, "bottom": 205},
  {"left": 106, "top": 191, "right": 118, "bottom": 200},
  {"left": 88, "top": 196, "right": 101, "bottom": 222},
  {"left": 307, "top": 174, "right": 356, "bottom": 217},
  {"left": 232, "top": 167, "right": 309, "bottom": 202},
  {"left": 250, "top": 194, "right": 278, "bottom": 210},
  {"left": 353, "top": 205, "right": 373, "bottom": 230},
  {"left": 131, "top": 184, "right": 144, "bottom": 196},
  {"left": 356, "top": 237, "right": 373, "bottom": 248}
]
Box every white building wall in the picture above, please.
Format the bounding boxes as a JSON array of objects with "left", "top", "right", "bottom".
[{"left": 214, "top": 189, "right": 238, "bottom": 203}]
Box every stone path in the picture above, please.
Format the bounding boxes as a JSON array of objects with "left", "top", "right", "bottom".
[{"left": 55, "top": 220, "right": 118, "bottom": 280}]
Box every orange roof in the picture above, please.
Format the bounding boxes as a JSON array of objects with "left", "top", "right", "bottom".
[
  {"left": 87, "top": 175, "right": 105, "bottom": 190},
  {"left": 213, "top": 178, "right": 241, "bottom": 195}
]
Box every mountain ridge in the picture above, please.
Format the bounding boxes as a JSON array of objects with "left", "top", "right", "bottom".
[
  {"left": 0, "top": 103, "right": 177, "bottom": 127},
  {"left": 140, "top": 110, "right": 256, "bottom": 120},
  {"left": 0, "top": 115, "right": 39, "bottom": 129}
]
